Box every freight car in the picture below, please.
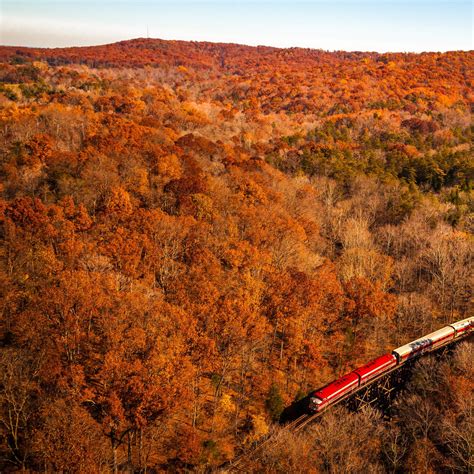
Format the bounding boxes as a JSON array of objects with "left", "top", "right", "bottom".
[{"left": 305, "top": 316, "right": 473, "bottom": 415}]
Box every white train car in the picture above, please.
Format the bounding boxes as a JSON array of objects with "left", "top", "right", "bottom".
[
  {"left": 392, "top": 326, "right": 455, "bottom": 363},
  {"left": 449, "top": 316, "right": 474, "bottom": 338}
]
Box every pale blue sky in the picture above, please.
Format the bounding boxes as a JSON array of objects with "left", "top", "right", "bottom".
[{"left": 1, "top": 1, "right": 472, "bottom": 52}]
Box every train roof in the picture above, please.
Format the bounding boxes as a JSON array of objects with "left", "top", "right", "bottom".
[
  {"left": 393, "top": 325, "right": 454, "bottom": 358},
  {"left": 353, "top": 353, "right": 397, "bottom": 380},
  {"left": 314, "top": 372, "right": 358, "bottom": 401}
]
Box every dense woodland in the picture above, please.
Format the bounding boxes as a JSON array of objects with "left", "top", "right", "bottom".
[{"left": 0, "top": 39, "right": 473, "bottom": 472}]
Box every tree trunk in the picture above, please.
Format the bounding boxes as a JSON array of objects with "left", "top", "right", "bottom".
[
  {"left": 111, "top": 436, "right": 118, "bottom": 474},
  {"left": 127, "top": 431, "right": 132, "bottom": 472},
  {"left": 138, "top": 428, "right": 143, "bottom": 471}
]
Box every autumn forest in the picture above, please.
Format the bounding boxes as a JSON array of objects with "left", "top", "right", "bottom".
[{"left": 0, "top": 39, "right": 473, "bottom": 472}]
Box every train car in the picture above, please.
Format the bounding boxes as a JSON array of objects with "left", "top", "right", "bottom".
[
  {"left": 392, "top": 326, "right": 455, "bottom": 363},
  {"left": 450, "top": 316, "right": 474, "bottom": 338},
  {"left": 353, "top": 353, "right": 397, "bottom": 385},
  {"left": 308, "top": 372, "right": 359, "bottom": 413}
]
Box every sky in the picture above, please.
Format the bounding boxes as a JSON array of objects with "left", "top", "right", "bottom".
[{"left": 1, "top": 1, "right": 472, "bottom": 53}]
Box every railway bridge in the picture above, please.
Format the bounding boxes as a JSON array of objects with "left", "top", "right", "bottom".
[{"left": 225, "top": 317, "right": 473, "bottom": 472}]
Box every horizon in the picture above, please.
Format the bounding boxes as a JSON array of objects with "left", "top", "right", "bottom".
[
  {"left": 2, "top": 36, "right": 473, "bottom": 55},
  {"left": 1, "top": 1, "right": 472, "bottom": 53}
]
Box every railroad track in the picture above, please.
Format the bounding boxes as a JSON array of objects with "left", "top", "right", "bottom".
[
  {"left": 226, "top": 415, "right": 308, "bottom": 472},
  {"left": 227, "top": 408, "right": 336, "bottom": 471}
]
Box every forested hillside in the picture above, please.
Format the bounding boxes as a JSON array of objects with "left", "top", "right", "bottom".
[{"left": 0, "top": 39, "right": 472, "bottom": 471}]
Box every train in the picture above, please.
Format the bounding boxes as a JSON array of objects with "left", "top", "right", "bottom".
[{"left": 304, "top": 316, "right": 474, "bottom": 415}]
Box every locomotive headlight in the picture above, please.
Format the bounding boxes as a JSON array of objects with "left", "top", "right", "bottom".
[{"left": 309, "top": 396, "right": 323, "bottom": 410}]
